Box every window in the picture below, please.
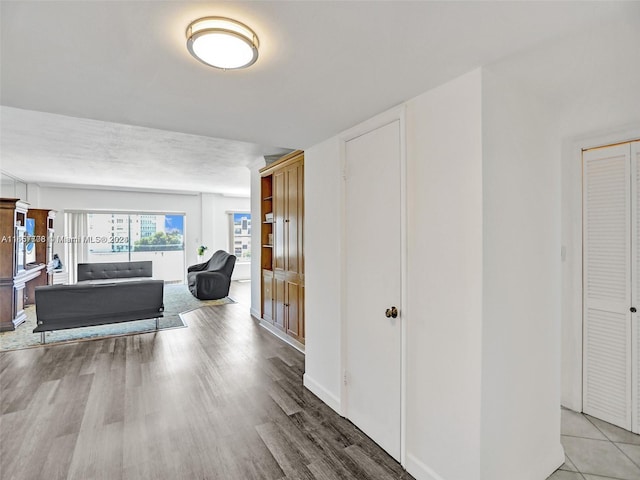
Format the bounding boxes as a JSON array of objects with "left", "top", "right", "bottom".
[
  {"left": 229, "top": 212, "right": 251, "bottom": 262},
  {"left": 86, "top": 212, "right": 186, "bottom": 283}
]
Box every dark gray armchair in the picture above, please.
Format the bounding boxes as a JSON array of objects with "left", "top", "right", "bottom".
[{"left": 187, "top": 250, "right": 236, "bottom": 300}]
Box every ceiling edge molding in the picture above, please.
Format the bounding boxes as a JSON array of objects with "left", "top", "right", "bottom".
[{"left": 34, "top": 182, "right": 203, "bottom": 197}]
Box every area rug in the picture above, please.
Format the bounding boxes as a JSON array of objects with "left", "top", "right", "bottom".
[{"left": 0, "top": 284, "right": 234, "bottom": 352}]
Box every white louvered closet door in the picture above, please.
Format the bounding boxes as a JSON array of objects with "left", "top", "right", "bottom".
[
  {"left": 632, "top": 141, "right": 640, "bottom": 433},
  {"left": 583, "top": 143, "right": 632, "bottom": 431}
]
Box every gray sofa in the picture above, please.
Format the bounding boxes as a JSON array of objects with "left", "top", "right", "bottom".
[
  {"left": 33, "top": 261, "right": 163, "bottom": 343},
  {"left": 34, "top": 280, "right": 164, "bottom": 343}
]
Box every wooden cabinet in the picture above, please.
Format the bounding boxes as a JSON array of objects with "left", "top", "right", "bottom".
[
  {"left": 260, "top": 151, "right": 305, "bottom": 345},
  {"left": 285, "top": 160, "right": 304, "bottom": 277},
  {"left": 0, "top": 200, "right": 56, "bottom": 330},
  {"left": 24, "top": 209, "right": 56, "bottom": 304},
  {"left": 0, "top": 199, "right": 23, "bottom": 331},
  {"left": 286, "top": 279, "right": 304, "bottom": 341},
  {"left": 273, "top": 273, "right": 286, "bottom": 331}
]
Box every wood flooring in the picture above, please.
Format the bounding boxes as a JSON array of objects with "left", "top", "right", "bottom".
[{"left": 0, "top": 283, "right": 412, "bottom": 480}]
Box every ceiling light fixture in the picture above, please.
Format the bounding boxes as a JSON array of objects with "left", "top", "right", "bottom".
[{"left": 186, "top": 17, "right": 259, "bottom": 70}]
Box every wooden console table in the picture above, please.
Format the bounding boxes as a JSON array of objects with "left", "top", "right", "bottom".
[{"left": 12, "top": 264, "right": 45, "bottom": 329}]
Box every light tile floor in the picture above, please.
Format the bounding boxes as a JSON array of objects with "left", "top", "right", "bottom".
[{"left": 547, "top": 408, "right": 640, "bottom": 479}]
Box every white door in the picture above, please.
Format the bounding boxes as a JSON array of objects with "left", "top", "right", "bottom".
[
  {"left": 632, "top": 141, "right": 640, "bottom": 433},
  {"left": 583, "top": 143, "right": 633, "bottom": 430},
  {"left": 345, "top": 120, "right": 402, "bottom": 460}
]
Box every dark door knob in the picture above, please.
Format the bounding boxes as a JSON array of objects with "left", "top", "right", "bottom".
[
  {"left": 385, "top": 306, "right": 398, "bottom": 318},
  {"left": 631, "top": 307, "right": 637, "bottom": 313}
]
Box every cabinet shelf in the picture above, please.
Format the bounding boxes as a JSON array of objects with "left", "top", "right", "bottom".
[{"left": 262, "top": 244, "right": 274, "bottom": 248}]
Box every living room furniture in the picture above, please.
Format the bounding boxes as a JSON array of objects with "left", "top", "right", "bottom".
[
  {"left": 77, "top": 260, "right": 153, "bottom": 283},
  {"left": 187, "top": 250, "right": 236, "bottom": 300},
  {"left": 0, "top": 198, "right": 54, "bottom": 331},
  {"left": 24, "top": 208, "right": 56, "bottom": 302},
  {"left": 260, "top": 150, "right": 305, "bottom": 346},
  {"left": 34, "top": 280, "right": 164, "bottom": 343}
]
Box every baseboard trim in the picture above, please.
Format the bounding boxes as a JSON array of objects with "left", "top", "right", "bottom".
[
  {"left": 547, "top": 442, "right": 566, "bottom": 480},
  {"left": 258, "top": 319, "right": 305, "bottom": 354},
  {"left": 405, "top": 454, "right": 446, "bottom": 480},
  {"left": 403, "top": 444, "right": 565, "bottom": 480},
  {"left": 303, "top": 374, "right": 342, "bottom": 414},
  {"left": 250, "top": 308, "right": 261, "bottom": 320}
]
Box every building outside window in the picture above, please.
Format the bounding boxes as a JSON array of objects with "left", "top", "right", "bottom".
[
  {"left": 86, "top": 212, "right": 185, "bottom": 283},
  {"left": 229, "top": 212, "right": 251, "bottom": 262}
]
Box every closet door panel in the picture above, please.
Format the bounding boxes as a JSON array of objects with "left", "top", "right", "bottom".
[
  {"left": 632, "top": 141, "right": 640, "bottom": 433},
  {"left": 583, "top": 144, "right": 632, "bottom": 430},
  {"left": 285, "top": 163, "right": 301, "bottom": 275},
  {"left": 274, "top": 273, "right": 286, "bottom": 331}
]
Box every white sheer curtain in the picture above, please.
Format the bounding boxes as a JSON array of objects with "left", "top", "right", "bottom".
[{"left": 64, "top": 212, "right": 88, "bottom": 284}]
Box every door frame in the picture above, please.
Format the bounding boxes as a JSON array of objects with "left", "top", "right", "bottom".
[
  {"left": 562, "top": 126, "right": 640, "bottom": 413},
  {"left": 338, "top": 105, "right": 408, "bottom": 465}
]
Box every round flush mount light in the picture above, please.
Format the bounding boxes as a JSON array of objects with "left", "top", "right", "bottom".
[{"left": 186, "top": 17, "right": 259, "bottom": 70}]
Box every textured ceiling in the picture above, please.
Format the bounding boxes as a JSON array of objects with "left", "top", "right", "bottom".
[
  {"left": 1, "top": 1, "right": 637, "bottom": 194},
  {"left": 0, "top": 107, "right": 290, "bottom": 196}
]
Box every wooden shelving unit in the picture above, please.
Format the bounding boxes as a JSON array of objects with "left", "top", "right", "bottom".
[
  {"left": 261, "top": 175, "right": 274, "bottom": 272},
  {"left": 24, "top": 209, "right": 56, "bottom": 304},
  {"left": 259, "top": 151, "right": 305, "bottom": 345},
  {"left": 0, "top": 200, "right": 56, "bottom": 331}
]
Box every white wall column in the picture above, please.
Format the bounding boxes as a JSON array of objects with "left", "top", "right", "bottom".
[
  {"left": 480, "top": 67, "right": 563, "bottom": 480},
  {"left": 249, "top": 157, "right": 266, "bottom": 318},
  {"left": 200, "top": 192, "right": 216, "bottom": 263}
]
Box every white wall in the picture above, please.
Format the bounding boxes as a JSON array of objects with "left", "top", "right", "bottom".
[
  {"left": 303, "top": 136, "right": 343, "bottom": 410},
  {"left": 304, "top": 66, "right": 566, "bottom": 480},
  {"left": 261, "top": 15, "right": 640, "bottom": 480},
  {"left": 480, "top": 68, "right": 563, "bottom": 480},
  {"left": 200, "top": 193, "right": 251, "bottom": 280},
  {"left": 484, "top": 15, "right": 640, "bottom": 412},
  {"left": 37, "top": 186, "right": 200, "bottom": 269},
  {"left": 35, "top": 186, "right": 251, "bottom": 281},
  {"left": 261, "top": 18, "right": 636, "bottom": 474},
  {"left": 404, "top": 70, "right": 483, "bottom": 480},
  {"left": 466, "top": 16, "right": 640, "bottom": 413},
  {"left": 249, "top": 158, "right": 266, "bottom": 318},
  {"left": 555, "top": 19, "right": 640, "bottom": 410},
  {"left": 0, "top": 171, "right": 28, "bottom": 200},
  {"left": 560, "top": 125, "right": 640, "bottom": 411}
]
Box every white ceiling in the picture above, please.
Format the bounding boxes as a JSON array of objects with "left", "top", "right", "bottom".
[{"left": 1, "top": 1, "right": 638, "bottom": 195}]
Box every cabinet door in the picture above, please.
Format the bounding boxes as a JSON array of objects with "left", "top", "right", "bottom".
[
  {"left": 273, "top": 169, "right": 286, "bottom": 272},
  {"left": 262, "top": 271, "right": 274, "bottom": 323},
  {"left": 285, "top": 162, "right": 303, "bottom": 275},
  {"left": 299, "top": 162, "right": 304, "bottom": 277},
  {"left": 286, "top": 279, "right": 304, "bottom": 343},
  {"left": 273, "top": 273, "right": 286, "bottom": 331}
]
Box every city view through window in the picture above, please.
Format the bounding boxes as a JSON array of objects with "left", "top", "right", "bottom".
[
  {"left": 87, "top": 213, "right": 185, "bottom": 283},
  {"left": 231, "top": 212, "right": 251, "bottom": 262}
]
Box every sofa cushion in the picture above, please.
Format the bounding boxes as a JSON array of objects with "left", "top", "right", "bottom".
[{"left": 77, "top": 261, "right": 153, "bottom": 282}]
